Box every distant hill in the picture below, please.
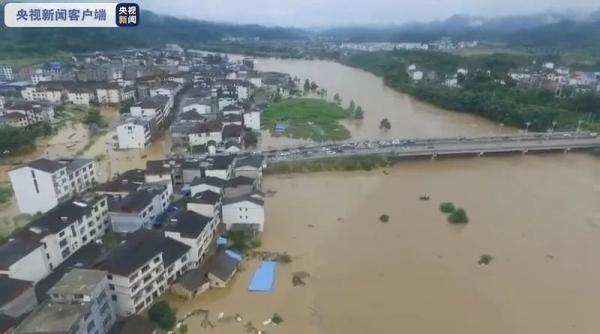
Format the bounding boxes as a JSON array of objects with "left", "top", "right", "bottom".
[
  {"left": 319, "top": 11, "right": 600, "bottom": 52},
  {"left": 0, "top": 9, "right": 306, "bottom": 58}
]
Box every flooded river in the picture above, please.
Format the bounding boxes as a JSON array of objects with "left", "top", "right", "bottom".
[{"left": 169, "top": 57, "right": 600, "bottom": 334}]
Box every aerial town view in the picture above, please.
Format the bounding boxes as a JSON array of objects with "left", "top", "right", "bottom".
[{"left": 0, "top": 1, "right": 599, "bottom": 333}]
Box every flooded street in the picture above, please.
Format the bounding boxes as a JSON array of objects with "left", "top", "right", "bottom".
[{"left": 169, "top": 56, "right": 600, "bottom": 334}]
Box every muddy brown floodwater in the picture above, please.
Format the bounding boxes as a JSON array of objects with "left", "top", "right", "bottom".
[{"left": 167, "top": 57, "right": 600, "bottom": 334}]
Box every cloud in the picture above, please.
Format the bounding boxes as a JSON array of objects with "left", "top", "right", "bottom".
[{"left": 140, "top": 0, "right": 599, "bottom": 27}]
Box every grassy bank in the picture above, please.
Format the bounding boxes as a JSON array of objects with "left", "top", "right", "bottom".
[
  {"left": 263, "top": 98, "right": 351, "bottom": 141},
  {"left": 265, "top": 155, "right": 392, "bottom": 174}
]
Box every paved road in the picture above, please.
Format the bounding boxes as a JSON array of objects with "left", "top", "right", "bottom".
[{"left": 263, "top": 132, "right": 600, "bottom": 163}]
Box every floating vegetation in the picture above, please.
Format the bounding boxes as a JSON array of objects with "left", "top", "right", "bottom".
[
  {"left": 292, "top": 271, "right": 311, "bottom": 286},
  {"left": 478, "top": 254, "right": 494, "bottom": 265},
  {"left": 379, "top": 214, "right": 390, "bottom": 223}
]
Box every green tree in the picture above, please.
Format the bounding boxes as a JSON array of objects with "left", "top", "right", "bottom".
[
  {"left": 348, "top": 99, "right": 356, "bottom": 113},
  {"left": 148, "top": 302, "right": 176, "bottom": 330},
  {"left": 243, "top": 130, "right": 259, "bottom": 148},
  {"left": 354, "top": 106, "right": 364, "bottom": 119},
  {"left": 439, "top": 202, "right": 456, "bottom": 213},
  {"left": 310, "top": 81, "right": 318, "bottom": 91},
  {"left": 303, "top": 79, "right": 310, "bottom": 93},
  {"left": 333, "top": 93, "right": 341, "bottom": 105},
  {"left": 448, "top": 208, "right": 469, "bottom": 224}
]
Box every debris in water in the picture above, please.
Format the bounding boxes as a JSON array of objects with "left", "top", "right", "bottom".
[
  {"left": 307, "top": 224, "right": 314, "bottom": 228},
  {"left": 379, "top": 214, "right": 390, "bottom": 223},
  {"left": 419, "top": 195, "right": 430, "bottom": 201},
  {"left": 271, "top": 313, "right": 284, "bottom": 325},
  {"left": 292, "top": 271, "right": 311, "bottom": 286},
  {"left": 478, "top": 254, "right": 494, "bottom": 265},
  {"left": 383, "top": 170, "right": 389, "bottom": 175}
]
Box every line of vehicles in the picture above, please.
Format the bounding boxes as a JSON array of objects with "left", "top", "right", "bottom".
[{"left": 262, "top": 132, "right": 599, "bottom": 162}]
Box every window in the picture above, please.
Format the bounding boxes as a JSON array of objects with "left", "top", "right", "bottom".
[{"left": 111, "top": 295, "right": 117, "bottom": 301}]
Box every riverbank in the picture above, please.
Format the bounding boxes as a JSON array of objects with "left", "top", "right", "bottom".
[{"left": 171, "top": 153, "right": 600, "bottom": 334}]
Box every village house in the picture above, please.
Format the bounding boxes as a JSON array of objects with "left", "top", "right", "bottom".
[
  {"left": 1, "top": 101, "right": 55, "bottom": 128},
  {"left": 187, "top": 190, "right": 221, "bottom": 218},
  {"left": 96, "top": 230, "right": 191, "bottom": 316},
  {"left": 95, "top": 169, "right": 146, "bottom": 199},
  {"left": 188, "top": 121, "right": 223, "bottom": 146},
  {"left": 129, "top": 95, "right": 170, "bottom": 126},
  {"left": 108, "top": 185, "right": 171, "bottom": 233},
  {"left": 164, "top": 210, "right": 218, "bottom": 266},
  {"left": 0, "top": 194, "right": 109, "bottom": 283},
  {"left": 222, "top": 124, "right": 245, "bottom": 144},
  {"left": 15, "top": 269, "right": 117, "bottom": 334},
  {"left": 20, "top": 86, "right": 62, "bottom": 104},
  {"left": 222, "top": 192, "right": 265, "bottom": 232},
  {"left": 181, "top": 97, "right": 212, "bottom": 114},
  {"left": 116, "top": 116, "right": 152, "bottom": 150},
  {"left": 190, "top": 176, "right": 225, "bottom": 196},
  {"left": 9, "top": 158, "right": 96, "bottom": 214}
]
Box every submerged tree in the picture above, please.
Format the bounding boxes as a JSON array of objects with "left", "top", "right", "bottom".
[
  {"left": 333, "top": 93, "right": 342, "bottom": 105},
  {"left": 354, "top": 106, "right": 364, "bottom": 119},
  {"left": 379, "top": 118, "right": 391, "bottom": 130},
  {"left": 348, "top": 99, "right": 356, "bottom": 113},
  {"left": 303, "top": 79, "right": 310, "bottom": 93}
]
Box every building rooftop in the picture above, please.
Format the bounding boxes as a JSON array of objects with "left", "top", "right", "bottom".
[
  {"left": 15, "top": 299, "right": 88, "bottom": 334},
  {"left": 48, "top": 269, "right": 106, "bottom": 297},
  {"left": 109, "top": 315, "right": 158, "bottom": 334},
  {"left": 146, "top": 160, "right": 172, "bottom": 176},
  {"left": 95, "top": 169, "right": 145, "bottom": 194},
  {"left": 109, "top": 188, "right": 161, "bottom": 213},
  {"left": 225, "top": 176, "right": 255, "bottom": 188},
  {"left": 97, "top": 230, "right": 190, "bottom": 276},
  {"left": 208, "top": 249, "right": 241, "bottom": 282},
  {"left": 60, "top": 159, "right": 93, "bottom": 174},
  {"left": 23, "top": 159, "right": 64, "bottom": 173},
  {"left": 189, "top": 190, "right": 221, "bottom": 205},
  {"left": 235, "top": 154, "right": 264, "bottom": 169},
  {"left": 223, "top": 193, "right": 264, "bottom": 206},
  {"left": 164, "top": 211, "right": 212, "bottom": 239},
  {"left": 0, "top": 276, "right": 33, "bottom": 308},
  {"left": 27, "top": 196, "right": 104, "bottom": 236},
  {"left": 190, "top": 176, "right": 225, "bottom": 189},
  {"left": 0, "top": 238, "right": 40, "bottom": 267},
  {"left": 222, "top": 124, "right": 244, "bottom": 138}
]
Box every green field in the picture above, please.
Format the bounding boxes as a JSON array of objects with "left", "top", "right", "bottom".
[{"left": 263, "top": 98, "right": 351, "bottom": 141}]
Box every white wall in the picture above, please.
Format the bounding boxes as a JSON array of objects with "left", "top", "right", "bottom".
[
  {"left": 2, "top": 246, "right": 50, "bottom": 283},
  {"left": 222, "top": 201, "right": 265, "bottom": 232},
  {"left": 243, "top": 111, "right": 261, "bottom": 130},
  {"left": 187, "top": 202, "right": 217, "bottom": 218},
  {"left": 182, "top": 104, "right": 211, "bottom": 114},
  {"left": 190, "top": 184, "right": 221, "bottom": 197},
  {"left": 188, "top": 132, "right": 222, "bottom": 146},
  {"left": 117, "top": 122, "right": 150, "bottom": 149},
  {"left": 9, "top": 167, "right": 61, "bottom": 215}
]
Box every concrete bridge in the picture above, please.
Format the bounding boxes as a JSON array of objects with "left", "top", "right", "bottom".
[{"left": 263, "top": 131, "right": 600, "bottom": 163}]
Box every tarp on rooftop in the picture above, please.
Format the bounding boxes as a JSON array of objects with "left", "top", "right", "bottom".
[{"left": 248, "top": 261, "right": 277, "bottom": 292}]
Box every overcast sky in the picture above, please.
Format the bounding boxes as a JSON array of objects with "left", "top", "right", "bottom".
[{"left": 140, "top": 0, "right": 598, "bottom": 27}]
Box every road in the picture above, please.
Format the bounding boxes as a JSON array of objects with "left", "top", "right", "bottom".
[{"left": 263, "top": 131, "right": 600, "bottom": 163}]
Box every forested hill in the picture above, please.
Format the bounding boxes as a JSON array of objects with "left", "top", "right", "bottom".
[{"left": 0, "top": 9, "right": 306, "bottom": 58}]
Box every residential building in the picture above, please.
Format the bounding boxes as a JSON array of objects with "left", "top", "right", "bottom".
[
  {"left": 221, "top": 104, "right": 244, "bottom": 116},
  {"left": 9, "top": 158, "right": 96, "bottom": 214},
  {"left": 164, "top": 210, "right": 218, "bottom": 266},
  {"left": 96, "top": 83, "right": 124, "bottom": 104},
  {"left": 243, "top": 110, "right": 261, "bottom": 130},
  {"left": 129, "top": 95, "right": 170, "bottom": 125},
  {"left": 222, "top": 124, "right": 245, "bottom": 143},
  {"left": 181, "top": 98, "right": 212, "bottom": 114},
  {"left": 222, "top": 192, "right": 265, "bottom": 232},
  {"left": 20, "top": 86, "right": 62, "bottom": 104},
  {"left": 189, "top": 177, "right": 224, "bottom": 196},
  {"left": 1, "top": 101, "right": 55, "bottom": 127},
  {"left": 207, "top": 249, "right": 241, "bottom": 288},
  {"left": 94, "top": 169, "right": 146, "bottom": 199},
  {"left": 187, "top": 190, "right": 221, "bottom": 218},
  {"left": 0, "top": 276, "right": 37, "bottom": 318},
  {"left": 15, "top": 269, "right": 115, "bottom": 334},
  {"left": 223, "top": 176, "right": 256, "bottom": 198},
  {"left": 116, "top": 116, "right": 152, "bottom": 150},
  {"left": 187, "top": 121, "right": 223, "bottom": 146},
  {"left": 0, "top": 195, "right": 110, "bottom": 283},
  {"left": 108, "top": 186, "right": 171, "bottom": 233},
  {"left": 0, "top": 65, "right": 14, "bottom": 81},
  {"left": 96, "top": 230, "right": 191, "bottom": 316}
]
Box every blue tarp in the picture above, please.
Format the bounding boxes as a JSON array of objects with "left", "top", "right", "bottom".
[
  {"left": 248, "top": 261, "right": 277, "bottom": 292},
  {"left": 217, "top": 237, "right": 228, "bottom": 246},
  {"left": 225, "top": 249, "right": 242, "bottom": 262}
]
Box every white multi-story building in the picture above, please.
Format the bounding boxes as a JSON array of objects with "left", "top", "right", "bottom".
[
  {"left": 21, "top": 86, "right": 63, "bottom": 104},
  {"left": 181, "top": 98, "right": 211, "bottom": 114},
  {"left": 96, "top": 84, "right": 123, "bottom": 104},
  {"left": 222, "top": 192, "right": 265, "bottom": 232},
  {"left": 9, "top": 158, "right": 96, "bottom": 214},
  {"left": 97, "top": 230, "right": 191, "bottom": 316},
  {"left": 67, "top": 90, "right": 92, "bottom": 106},
  {"left": 130, "top": 95, "right": 170, "bottom": 125},
  {"left": 164, "top": 211, "right": 218, "bottom": 266},
  {"left": 0, "top": 195, "right": 110, "bottom": 283},
  {"left": 16, "top": 269, "right": 116, "bottom": 334},
  {"left": 187, "top": 190, "right": 221, "bottom": 218},
  {"left": 109, "top": 186, "right": 171, "bottom": 233},
  {"left": 0, "top": 64, "right": 14, "bottom": 81},
  {"left": 243, "top": 110, "right": 261, "bottom": 130},
  {"left": 187, "top": 122, "right": 223, "bottom": 146},
  {"left": 2, "top": 101, "right": 55, "bottom": 127},
  {"left": 116, "top": 117, "right": 152, "bottom": 150}
]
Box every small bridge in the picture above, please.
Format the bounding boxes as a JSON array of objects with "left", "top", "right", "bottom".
[{"left": 263, "top": 132, "right": 600, "bottom": 163}]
